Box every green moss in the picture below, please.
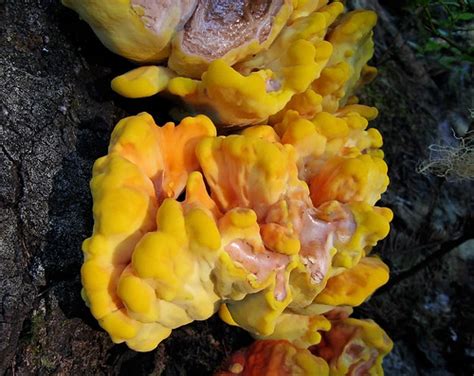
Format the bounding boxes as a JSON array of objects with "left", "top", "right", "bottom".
[
  {"left": 18, "top": 310, "right": 47, "bottom": 357},
  {"left": 40, "top": 357, "right": 56, "bottom": 371},
  {"left": 405, "top": 0, "right": 474, "bottom": 69}
]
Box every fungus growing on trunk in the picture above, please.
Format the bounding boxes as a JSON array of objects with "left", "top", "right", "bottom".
[
  {"left": 82, "top": 113, "right": 391, "bottom": 351},
  {"left": 64, "top": 0, "right": 377, "bottom": 126},
  {"left": 216, "top": 317, "right": 392, "bottom": 376}
]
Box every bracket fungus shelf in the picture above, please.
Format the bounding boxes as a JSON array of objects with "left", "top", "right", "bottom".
[
  {"left": 64, "top": 0, "right": 378, "bottom": 126},
  {"left": 82, "top": 108, "right": 391, "bottom": 353},
  {"left": 67, "top": 0, "right": 395, "bottom": 373},
  {"left": 217, "top": 316, "right": 393, "bottom": 376}
]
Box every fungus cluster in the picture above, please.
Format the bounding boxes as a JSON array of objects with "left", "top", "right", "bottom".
[
  {"left": 64, "top": 0, "right": 377, "bottom": 126},
  {"left": 67, "top": 0, "right": 394, "bottom": 373},
  {"left": 217, "top": 315, "right": 392, "bottom": 376},
  {"left": 82, "top": 106, "right": 391, "bottom": 354}
]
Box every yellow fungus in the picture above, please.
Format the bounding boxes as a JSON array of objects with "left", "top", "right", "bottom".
[{"left": 83, "top": 111, "right": 392, "bottom": 351}]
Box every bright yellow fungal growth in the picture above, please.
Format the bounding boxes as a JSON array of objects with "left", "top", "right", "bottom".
[
  {"left": 70, "top": 0, "right": 391, "bottom": 365},
  {"left": 290, "top": 0, "right": 329, "bottom": 21},
  {"left": 194, "top": 117, "right": 391, "bottom": 340},
  {"left": 111, "top": 66, "right": 175, "bottom": 98},
  {"left": 314, "top": 257, "right": 389, "bottom": 307},
  {"left": 113, "top": 41, "right": 325, "bottom": 125},
  {"left": 313, "top": 10, "right": 378, "bottom": 113},
  {"left": 62, "top": 0, "right": 295, "bottom": 72},
  {"left": 107, "top": 112, "right": 215, "bottom": 199},
  {"left": 216, "top": 339, "right": 330, "bottom": 376},
  {"left": 166, "top": 37, "right": 328, "bottom": 125},
  {"left": 331, "top": 203, "right": 392, "bottom": 270},
  {"left": 83, "top": 114, "right": 219, "bottom": 350},
  {"left": 272, "top": 106, "right": 386, "bottom": 185},
  {"left": 91, "top": 2, "right": 379, "bottom": 126},
  {"left": 271, "top": 8, "right": 378, "bottom": 122},
  {"left": 84, "top": 111, "right": 392, "bottom": 351},
  {"left": 309, "top": 154, "right": 389, "bottom": 207},
  {"left": 61, "top": 0, "right": 180, "bottom": 62},
  {"left": 234, "top": 3, "right": 343, "bottom": 76},
  {"left": 218, "top": 316, "right": 392, "bottom": 376},
  {"left": 256, "top": 312, "right": 332, "bottom": 348},
  {"left": 312, "top": 318, "right": 393, "bottom": 376},
  {"left": 195, "top": 131, "right": 305, "bottom": 214}
]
